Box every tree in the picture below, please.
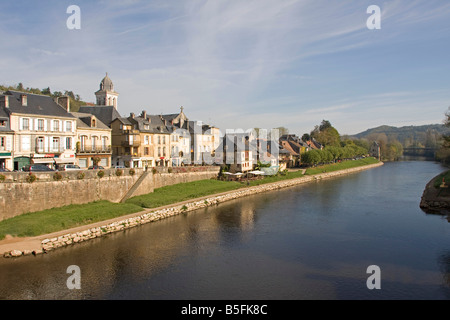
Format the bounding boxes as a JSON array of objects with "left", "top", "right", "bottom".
[
  {"left": 273, "top": 127, "right": 289, "bottom": 137},
  {"left": 301, "top": 133, "right": 310, "bottom": 141},
  {"left": 41, "top": 87, "right": 51, "bottom": 96}
]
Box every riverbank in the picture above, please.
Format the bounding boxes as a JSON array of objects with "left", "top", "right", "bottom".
[
  {"left": 420, "top": 169, "right": 450, "bottom": 213},
  {"left": 1, "top": 160, "right": 383, "bottom": 258}
]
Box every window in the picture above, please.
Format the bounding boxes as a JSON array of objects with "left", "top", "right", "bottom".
[
  {"left": 80, "top": 136, "right": 87, "bottom": 151},
  {"left": 37, "top": 137, "right": 44, "bottom": 152},
  {"left": 66, "top": 137, "right": 72, "bottom": 150},
  {"left": 0, "top": 137, "right": 5, "bottom": 148},
  {"left": 52, "top": 138, "right": 59, "bottom": 151},
  {"left": 53, "top": 120, "right": 59, "bottom": 132},
  {"left": 144, "top": 135, "right": 149, "bottom": 145},
  {"left": 102, "top": 137, "right": 108, "bottom": 150},
  {"left": 158, "top": 147, "right": 161, "bottom": 157},
  {"left": 0, "top": 120, "right": 6, "bottom": 127},
  {"left": 144, "top": 147, "right": 149, "bottom": 155},
  {"left": 22, "top": 118, "right": 29, "bottom": 131},
  {"left": 162, "top": 136, "right": 166, "bottom": 144},
  {"left": 38, "top": 119, "right": 44, "bottom": 131},
  {"left": 66, "top": 121, "right": 72, "bottom": 132},
  {"left": 157, "top": 136, "right": 161, "bottom": 144}
]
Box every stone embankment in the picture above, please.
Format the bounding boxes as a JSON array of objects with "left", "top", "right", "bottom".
[
  {"left": 420, "top": 170, "right": 450, "bottom": 213},
  {"left": 2, "top": 161, "right": 383, "bottom": 258}
]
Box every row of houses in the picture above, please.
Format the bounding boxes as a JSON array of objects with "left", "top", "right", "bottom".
[
  {"left": 0, "top": 74, "right": 323, "bottom": 172},
  {"left": 0, "top": 74, "right": 221, "bottom": 171},
  {"left": 214, "top": 131, "right": 323, "bottom": 174}
]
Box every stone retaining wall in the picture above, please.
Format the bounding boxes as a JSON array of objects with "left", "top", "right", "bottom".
[
  {"left": 2, "top": 162, "right": 383, "bottom": 258},
  {"left": 0, "top": 167, "right": 220, "bottom": 220}
]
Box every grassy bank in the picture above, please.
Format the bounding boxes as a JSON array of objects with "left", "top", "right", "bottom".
[
  {"left": 433, "top": 170, "right": 450, "bottom": 188},
  {"left": 304, "top": 157, "right": 379, "bottom": 175},
  {"left": 0, "top": 201, "right": 143, "bottom": 240},
  {"left": 0, "top": 158, "right": 379, "bottom": 239}
]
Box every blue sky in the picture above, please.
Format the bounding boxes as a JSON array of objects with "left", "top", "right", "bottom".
[{"left": 1, "top": 0, "right": 450, "bottom": 136}]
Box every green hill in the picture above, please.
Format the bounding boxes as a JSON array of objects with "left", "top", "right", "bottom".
[{"left": 351, "top": 124, "right": 449, "bottom": 149}]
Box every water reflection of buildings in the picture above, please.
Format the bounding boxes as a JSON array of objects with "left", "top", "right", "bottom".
[{"left": 0, "top": 199, "right": 260, "bottom": 299}]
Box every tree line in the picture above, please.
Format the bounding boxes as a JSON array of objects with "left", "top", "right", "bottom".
[{"left": 0, "top": 83, "right": 87, "bottom": 112}]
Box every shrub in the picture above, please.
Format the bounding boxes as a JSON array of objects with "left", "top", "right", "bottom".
[
  {"left": 129, "top": 168, "right": 135, "bottom": 176},
  {"left": 152, "top": 167, "right": 157, "bottom": 174},
  {"left": 0, "top": 174, "right": 5, "bottom": 182},
  {"left": 115, "top": 169, "right": 123, "bottom": 177},
  {"left": 77, "top": 172, "right": 85, "bottom": 180},
  {"left": 97, "top": 170, "right": 105, "bottom": 178},
  {"left": 53, "top": 172, "right": 63, "bottom": 181},
  {"left": 168, "top": 167, "right": 173, "bottom": 173},
  {"left": 26, "top": 173, "right": 37, "bottom": 183}
]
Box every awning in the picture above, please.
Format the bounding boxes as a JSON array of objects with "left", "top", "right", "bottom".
[
  {"left": 55, "top": 158, "right": 76, "bottom": 164},
  {"left": 32, "top": 158, "right": 55, "bottom": 164}
]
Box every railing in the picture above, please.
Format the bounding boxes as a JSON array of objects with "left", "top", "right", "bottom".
[
  {"left": 121, "top": 141, "right": 140, "bottom": 147},
  {"left": 35, "top": 146, "right": 63, "bottom": 154},
  {"left": 77, "top": 146, "right": 112, "bottom": 154}
]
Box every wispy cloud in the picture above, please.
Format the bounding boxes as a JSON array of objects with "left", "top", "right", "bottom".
[{"left": 1, "top": 0, "right": 450, "bottom": 135}]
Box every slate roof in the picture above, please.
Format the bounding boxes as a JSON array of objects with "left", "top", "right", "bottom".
[
  {"left": 78, "top": 105, "right": 122, "bottom": 127},
  {"left": 0, "top": 106, "right": 12, "bottom": 132},
  {"left": 2, "top": 90, "right": 75, "bottom": 118},
  {"left": 70, "top": 112, "right": 110, "bottom": 130}
]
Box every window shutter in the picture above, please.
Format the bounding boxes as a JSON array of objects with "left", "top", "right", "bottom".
[
  {"left": 19, "top": 118, "right": 23, "bottom": 130},
  {"left": 44, "top": 119, "right": 48, "bottom": 132},
  {"left": 63, "top": 121, "right": 66, "bottom": 132},
  {"left": 6, "top": 136, "right": 12, "bottom": 151},
  {"left": 59, "top": 120, "right": 63, "bottom": 132}
]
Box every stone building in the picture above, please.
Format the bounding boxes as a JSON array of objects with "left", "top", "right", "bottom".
[
  {"left": 0, "top": 104, "right": 14, "bottom": 170},
  {"left": 71, "top": 112, "right": 112, "bottom": 168},
  {"left": 0, "top": 91, "right": 77, "bottom": 170},
  {"left": 95, "top": 73, "right": 119, "bottom": 109}
]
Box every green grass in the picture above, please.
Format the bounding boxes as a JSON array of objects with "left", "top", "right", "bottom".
[
  {"left": 304, "top": 157, "right": 379, "bottom": 175},
  {"left": 0, "top": 158, "right": 379, "bottom": 239},
  {"left": 126, "top": 179, "right": 243, "bottom": 209},
  {"left": 433, "top": 170, "right": 450, "bottom": 189},
  {"left": 0, "top": 201, "right": 143, "bottom": 240}
]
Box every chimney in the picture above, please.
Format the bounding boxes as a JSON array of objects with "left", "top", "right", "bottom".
[
  {"left": 57, "top": 96, "right": 70, "bottom": 112},
  {"left": 130, "top": 112, "right": 135, "bottom": 119},
  {"left": 21, "top": 94, "right": 27, "bottom": 106},
  {"left": 142, "top": 110, "right": 147, "bottom": 119},
  {"left": 0, "top": 95, "right": 9, "bottom": 108}
]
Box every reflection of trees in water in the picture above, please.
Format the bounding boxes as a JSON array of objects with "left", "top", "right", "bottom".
[{"left": 437, "top": 252, "right": 450, "bottom": 287}]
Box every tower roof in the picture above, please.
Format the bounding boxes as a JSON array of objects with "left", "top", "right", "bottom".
[{"left": 100, "top": 73, "right": 114, "bottom": 92}]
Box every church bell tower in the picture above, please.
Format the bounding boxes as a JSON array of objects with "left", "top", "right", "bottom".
[{"left": 95, "top": 73, "right": 119, "bottom": 109}]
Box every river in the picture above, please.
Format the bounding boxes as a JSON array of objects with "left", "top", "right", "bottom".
[{"left": 1, "top": 160, "right": 450, "bottom": 300}]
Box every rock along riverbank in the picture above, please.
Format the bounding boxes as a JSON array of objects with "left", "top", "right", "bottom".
[{"left": 1, "top": 161, "right": 383, "bottom": 259}]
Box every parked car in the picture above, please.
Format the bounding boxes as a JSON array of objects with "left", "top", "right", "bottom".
[
  {"left": 59, "top": 164, "right": 81, "bottom": 171},
  {"left": 113, "top": 165, "right": 126, "bottom": 169},
  {"left": 0, "top": 168, "right": 10, "bottom": 172},
  {"left": 22, "top": 164, "right": 55, "bottom": 172},
  {"left": 88, "top": 166, "right": 105, "bottom": 170}
]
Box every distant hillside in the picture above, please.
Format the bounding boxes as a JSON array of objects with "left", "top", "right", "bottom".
[
  {"left": 0, "top": 83, "right": 88, "bottom": 112},
  {"left": 351, "top": 124, "right": 449, "bottom": 149}
]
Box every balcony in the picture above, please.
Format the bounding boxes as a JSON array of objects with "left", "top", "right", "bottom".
[
  {"left": 35, "top": 146, "right": 63, "bottom": 154},
  {"left": 77, "top": 146, "right": 112, "bottom": 154},
  {"left": 121, "top": 140, "right": 140, "bottom": 147}
]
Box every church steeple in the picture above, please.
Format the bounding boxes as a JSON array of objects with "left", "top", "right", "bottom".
[{"left": 95, "top": 73, "right": 119, "bottom": 109}]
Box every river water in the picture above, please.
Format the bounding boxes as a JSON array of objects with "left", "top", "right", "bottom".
[{"left": 1, "top": 160, "right": 450, "bottom": 300}]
